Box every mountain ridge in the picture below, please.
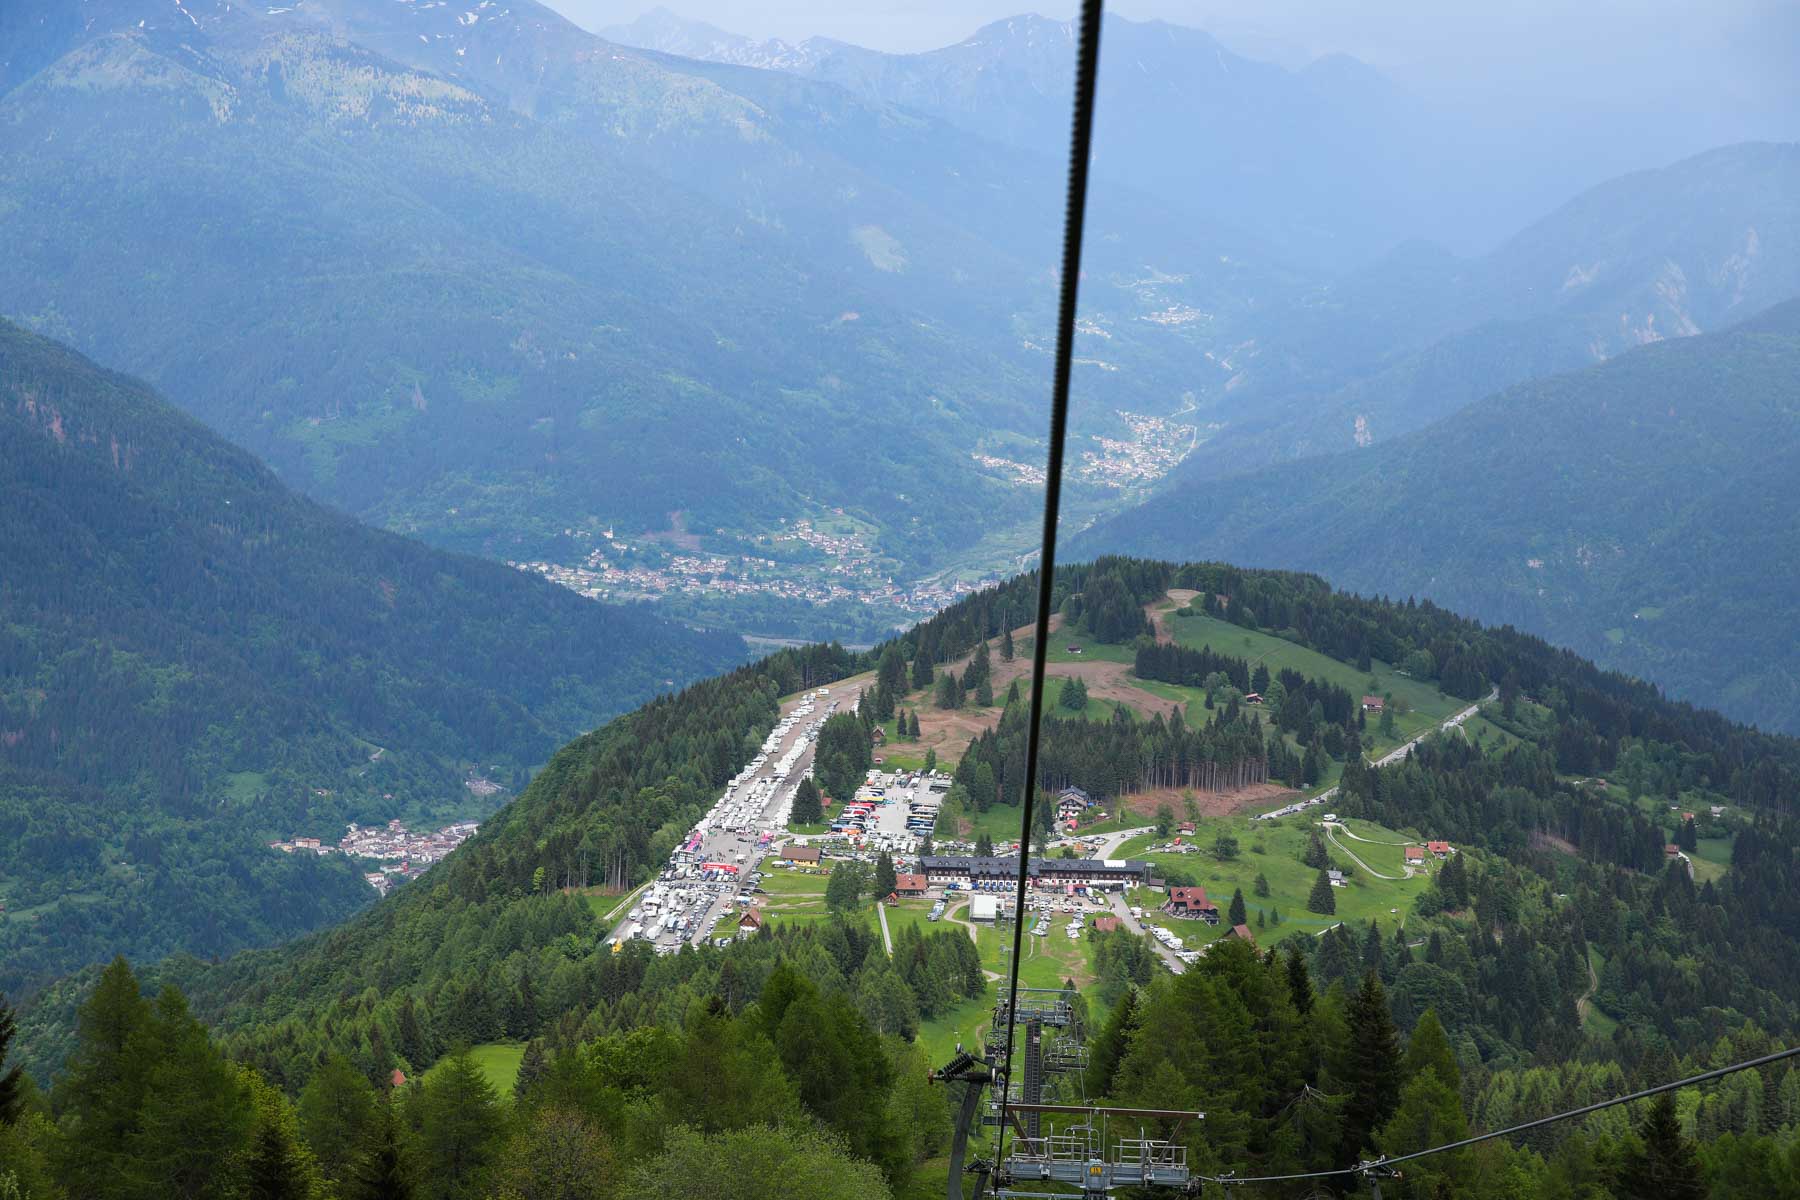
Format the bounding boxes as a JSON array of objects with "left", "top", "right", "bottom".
[
  {"left": 0, "top": 316, "right": 745, "bottom": 995},
  {"left": 1070, "top": 299, "right": 1800, "bottom": 733}
]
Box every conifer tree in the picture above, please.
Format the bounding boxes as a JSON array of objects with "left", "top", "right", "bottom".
[
  {"left": 132, "top": 987, "right": 254, "bottom": 1200},
  {"left": 1401, "top": 1009, "right": 1458, "bottom": 1092},
  {"left": 1439, "top": 851, "right": 1470, "bottom": 909},
  {"left": 298, "top": 1053, "right": 379, "bottom": 1188},
  {"left": 243, "top": 1072, "right": 321, "bottom": 1200},
  {"left": 1228, "top": 888, "right": 1248, "bottom": 927},
  {"left": 345, "top": 1101, "right": 412, "bottom": 1200},
  {"left": 912, "top": 655, "right": 933, "bottom": 690},
  {"left": 1086, "top": 988, "right": 1139, "bottom": 1098},
  {"left": 55, "top": 957, "right": 152, "bottom": 1198},
  {"left": 408, "top": 1045, "right": 502, "bottom": 1200},
  {"left": 791, "top": 777, "right": 824, "bottom": 826},
  {"left": 975, "top": 833, "right": 994, "bottom": 858},
  {"left": 0, "top": 994, "right": 23, "bottom": 1128},
  {"left": 1338, "top": 971, "right": 1402, "bottom": 1159},
  {"left": 1363, "top": 920, "right": 1385, "bottom": 971},
  {"left": 514, "top": 1039, "right": 550, "bottom": 1101},
  {"left": 1001, "top": 625, "right": 1015, "bottom": 662},
  {"left": 875, "top": 852, "right": 898, "bottom": 898},
  {"left": 1284, "top": 943, "right": 1314, "bottom": 1016},
  {"left": 1307, "top": 868, "right": 1336, "bottom": 915},
  {"left": 1618, "top": 1093, "right": 1706, "bottom": 1200}
]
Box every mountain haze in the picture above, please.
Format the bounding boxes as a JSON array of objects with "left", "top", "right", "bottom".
[
  {"left": 0, "top": 0, "right": 1281, "bottom": 633},
  {"left": 1072, "top": 301, "right": 1800, "bottom": 733},
  {"left": 1159, "top": 141, "right": 1800, "bottom": 482}
]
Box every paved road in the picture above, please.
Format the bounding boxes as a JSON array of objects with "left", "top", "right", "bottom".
[
  {"left": 1255, "top": 690, "right": 1493, "bottom": 822},
  {"left": 645, "top": 679, "right": 867, "bottom": 950},
  {"left": 1108, "top": 893, "right": 1186, "bottom": 975},
  {"left": 1076, "top": 826, "right": 1156, "bottom": 859},
  {"left": 1324, "top": 827, "right": 1404, "bottom": 880},
  {"left": 877, "top": 900, "right": 893, "bottom": 955}
]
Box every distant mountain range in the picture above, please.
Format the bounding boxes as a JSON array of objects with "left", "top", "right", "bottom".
[
  {"left": 6, "top": 0, "right": 1797, "bottom": 674},
  {"left": 0, "top": 0, "right": 1279, "bottom": 632},
  {"left": 602, "top": 7, "right": 1796, "bottom": 267},
  {"left": 0, "top": 318, "right": 743, "bottom": 994},
  {"left": 604, "top": 8, "right": 1433, "bottom": 262},
  {"left": 1163, "top": 142, "right": 1800, "bottom": 482},
  {"left": 1071, "top": 300, "right": 1800, "bottom": 734}
]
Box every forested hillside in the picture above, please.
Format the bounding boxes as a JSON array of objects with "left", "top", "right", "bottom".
[
  {"left": 0, "top": 320, "right": 742, "bottom": 995},
  {"left": 1074, "top": 301, "right": 1800, "bottom": 733},
  {"left": 7, "top": 558, "right": 1800, "bottom": 1199}
]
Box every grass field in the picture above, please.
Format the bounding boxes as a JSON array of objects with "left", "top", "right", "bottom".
[
  {"left": 1583, "top": 947, "right": 1620, "bottom": 1039},
  {"left": 423, "top": 1042, "right": 525, "bottom": 1096},
  {"left": 911, "top": 899, "right": 1105, "bottom": 1067},
  {"left": 1160, "top": 608, "right": 1463, "bottom": 758},
  {"left": 1689, "top": 836, "right": 1735, "bottom": 885},
  {"left": 1116, "top": 810, "right": 1435, "bottom": 947}
]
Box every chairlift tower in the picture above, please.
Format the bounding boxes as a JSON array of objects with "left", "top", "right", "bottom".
[{"left": 933, "top": 986, "right": 1198, "bottom": 1199}]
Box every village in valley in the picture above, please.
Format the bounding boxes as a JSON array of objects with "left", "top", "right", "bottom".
[
  {"left": 509, "top": 516, "right": 988, "bottom": 624},
  {"left": 270, "top": 818, "right": 481, "bottom": 895}
]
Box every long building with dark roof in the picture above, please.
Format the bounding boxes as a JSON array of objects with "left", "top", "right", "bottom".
[{"left": 918, "top": 855, "right": 1151, "bottom": 889}]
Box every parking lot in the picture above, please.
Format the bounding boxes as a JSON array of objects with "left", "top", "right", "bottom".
[{"left": 611, "top": 680, "right": 865, "bottom": 953}]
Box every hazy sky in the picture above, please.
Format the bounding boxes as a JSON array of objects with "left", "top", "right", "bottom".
[{"left": 546, "top": 0, "right": 1800, "bottom": 111}]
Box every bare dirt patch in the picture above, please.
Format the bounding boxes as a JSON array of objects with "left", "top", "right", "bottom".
[
  {"left": 1146, "top": 589, "right": 1197, "bottom": 645},
  {"left": 901, "top": 595, "right": 1209, "bottom": 768},
  {"left": 1530, "top": 830, "right": 1580, "bottom": 857},
  {"left": 1118, "top": 781, "right": 1298, "bottom": 820}
]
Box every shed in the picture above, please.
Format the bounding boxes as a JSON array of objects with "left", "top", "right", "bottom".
[
  {"left": 968, "top": 894, "right": 1000, "bottom": 922},
  {"left": 781, "top": 844, "right": 822, "bottom": 865}
]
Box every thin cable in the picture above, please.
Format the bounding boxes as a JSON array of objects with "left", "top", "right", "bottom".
[
  {"left": 1194, "top": 1043, "right": 1800, "bottom": 1187},
  {"left": 994, "top": 0, "right": 1104, "bottom": 1179}
]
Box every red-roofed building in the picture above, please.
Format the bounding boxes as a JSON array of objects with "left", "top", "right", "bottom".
[
  {"left": 1665, "top": 843, "right": 1682, "bottom": 858},
  {"left": 1227, "top": 923, "right": 1257, "bottom": 947},
  {"left": 737, "top": 910, "right": 763, "bottom": 939},
  {"left": 1165, "top": 887, "right": 1220, "bottom": 924},
  {"left": 1093, "top": 916, "right": 1120, "bottom": 933},
  {"left": 390, "top": 1069, "right": 407, "bottom": 1089},
  {"left": 1404, "top": 846, "right": 1426, "bottom": 864},
  {"left": 1362, "top": 695, "right": 1385, "bottom": 712},
  {"left": 894, "top": 872, "right": 928, "bottom": 896},
  {"left": 1427, "top": 841, "right": 1453, "bottom": 857}
]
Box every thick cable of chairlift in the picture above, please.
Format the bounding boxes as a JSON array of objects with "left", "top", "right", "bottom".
[
  {"left": 995, "top": 0, "right": 1105, "bottom": 1184},
  {"left": 1194, "top": 1043, "right": 1800, "bottom": 1188}
]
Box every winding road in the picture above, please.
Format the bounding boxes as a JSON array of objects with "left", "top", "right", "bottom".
[
  {"left": 1323, "top": 825, "right": 1407, "bottom": 880},
  {"left": 1255, "top": 689, "right": 1495, "bottom": 822}
]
